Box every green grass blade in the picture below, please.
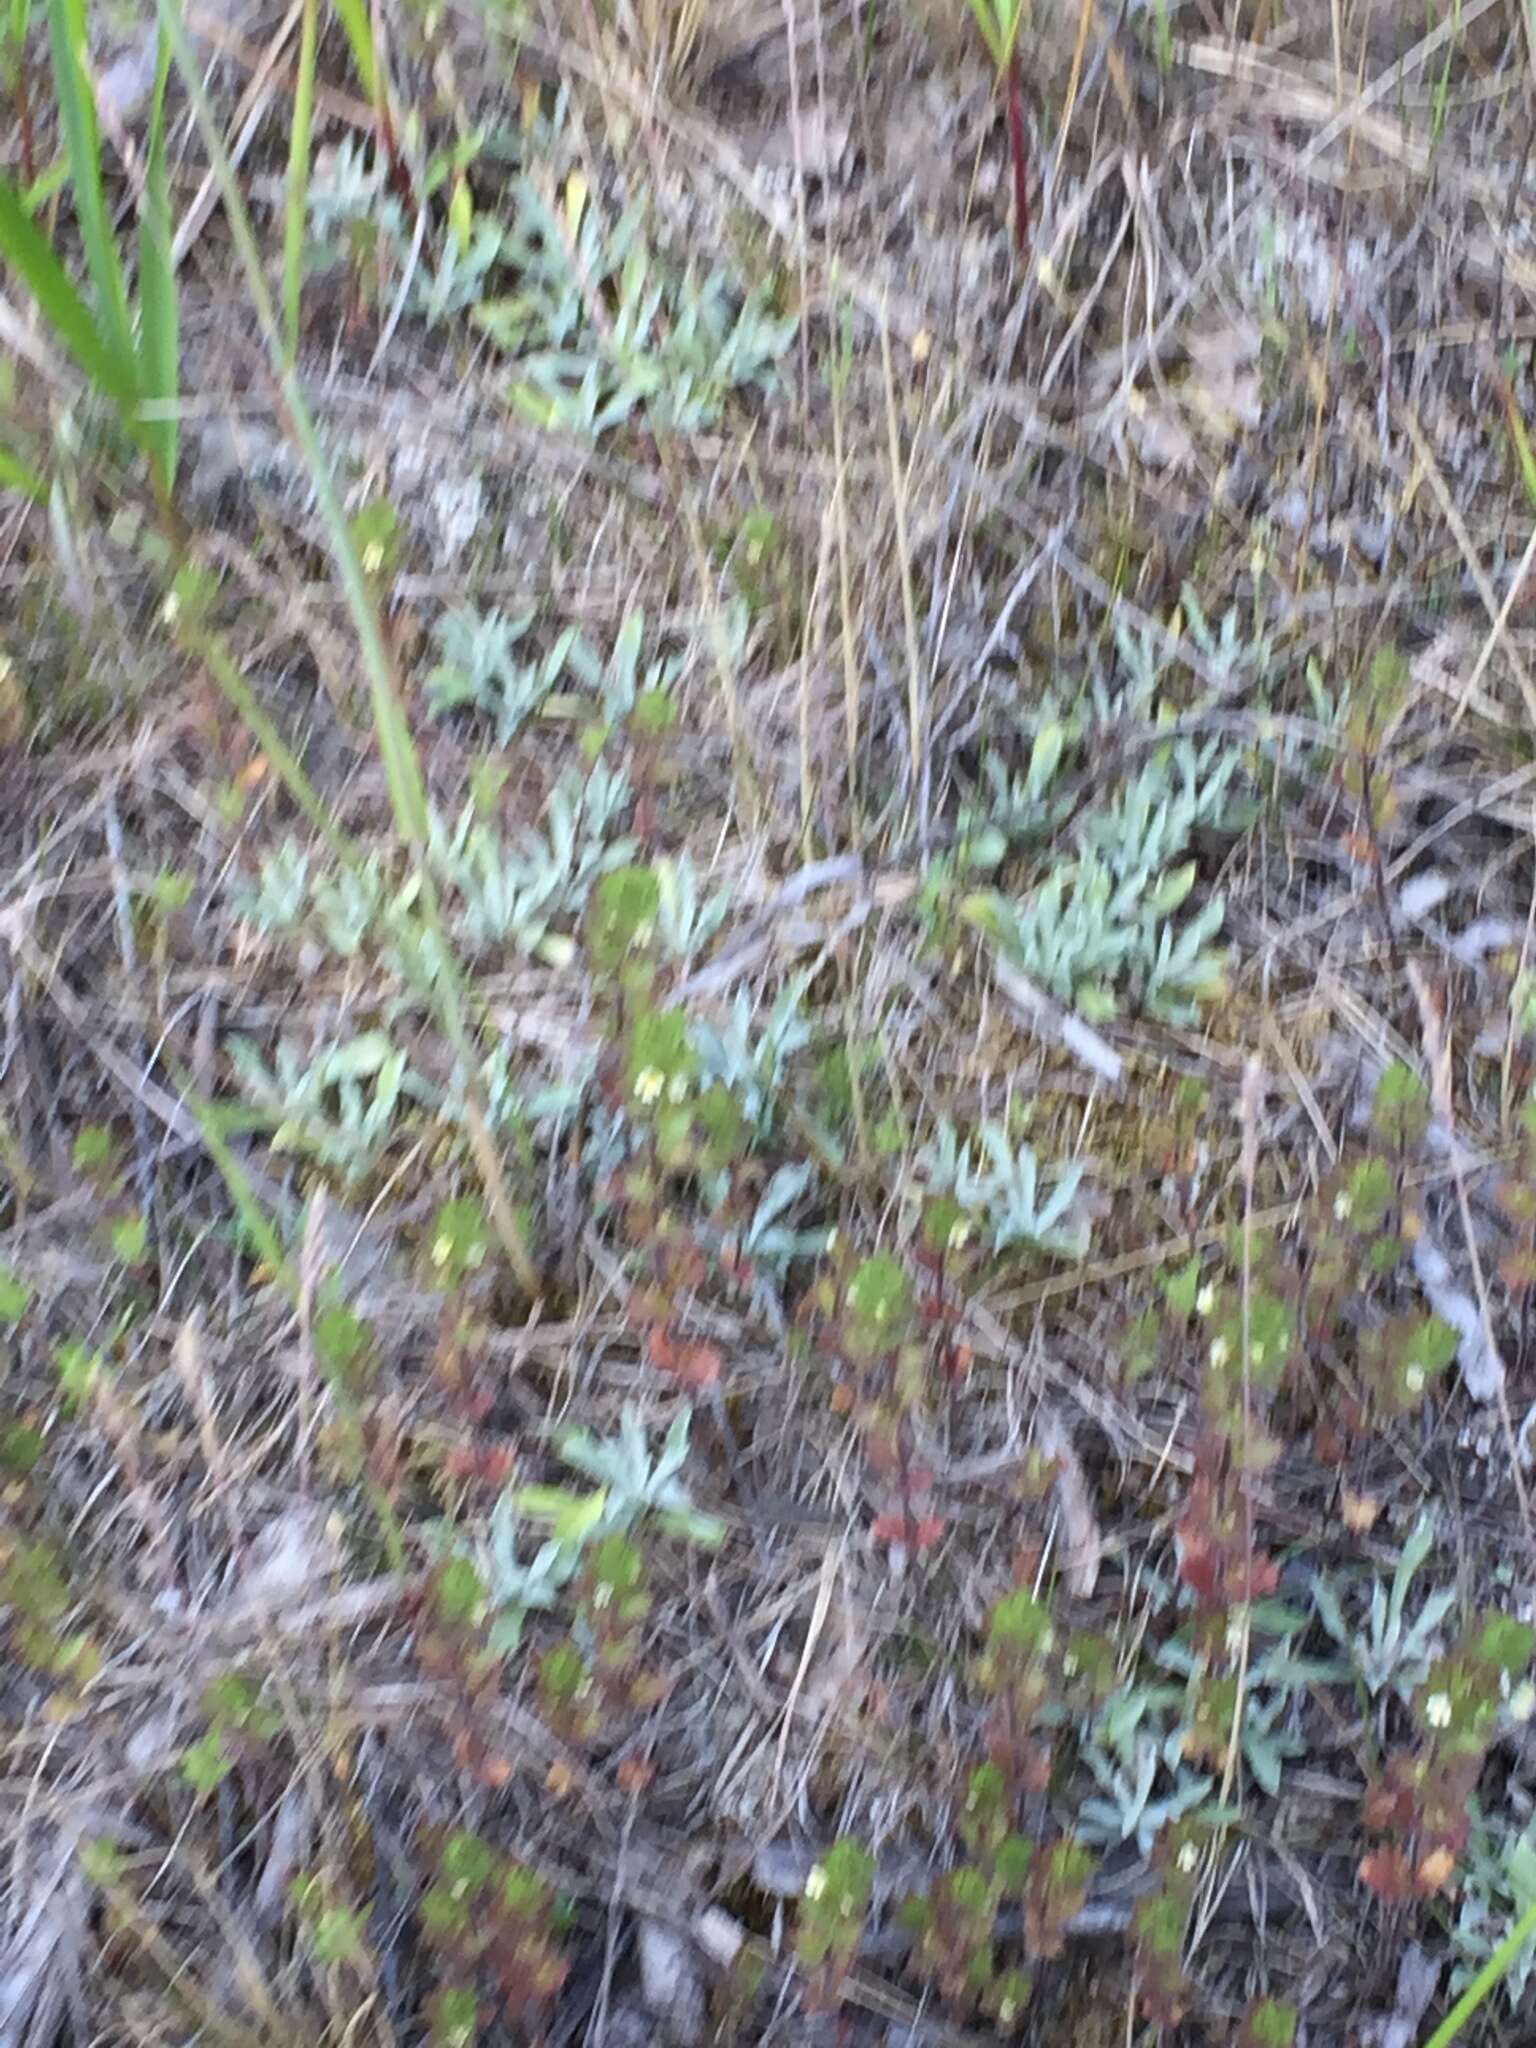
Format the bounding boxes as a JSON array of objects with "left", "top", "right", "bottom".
[
  {"left": 1421, "top": 1892, "right": 1536, "bottom": 2048},
  {"left": 330, "top": 0, "right": 376, "bottom": 103},
  {"left": 282, "top": 0, "right": 318, "bottom": 365},
  {"left": 0, "top": 440, "right": 47, "bottom": 500},
  {"left": 0, "top": 171, "right": 139, "bottom": 409},
  {"left": 23, "top": 157, "right": 69, "bottom": 211},
  {"left": 137, "top": 30, "right": 179, "bottom": 491},
  {"left": 185, "top": 628, "right": 361, "bottom": 870},
  {"left": 157, "top": 0, "right": 542, "bottom": 1301},
  {"left": 176, "top": 1080, "right": 299, "bottom": 1304},
  {"left": 154, "top": 0, "right": 429, "bottom": 849},
  {"left": 46, "top": 0, "right": 137, "bottom": 382}
]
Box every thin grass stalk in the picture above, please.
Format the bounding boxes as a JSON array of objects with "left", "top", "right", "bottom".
[
  {"left": 282, "top": 0, "right": 318, "bottom": 365},
  {"left": 186, "top": 630, "right": 361, "bottom": 868},
  {"left": 138, "top": 32, "right": 179, "bottom": 500},
  {"left": 179, "top": 1081, "right": 300, "bottom": 1302},
  {"left": 156, "top": 0, "right": 543, "bottom": 1300}
]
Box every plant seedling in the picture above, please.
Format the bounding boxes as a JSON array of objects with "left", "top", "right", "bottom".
[{"left": 965, "top": 0, "right": 1030, "bottom": 259}]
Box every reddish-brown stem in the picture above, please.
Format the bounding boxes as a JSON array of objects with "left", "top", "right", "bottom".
[
  {"left": 15, "top": 67, "right": 37, "bottom": 188},
  {"left": 1005, "top": 54, "right": 1029, "bottom": 260}
]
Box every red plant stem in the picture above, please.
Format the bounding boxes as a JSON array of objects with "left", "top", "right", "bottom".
[
  {"left": 15, "top": 67, "right": 36, "bottom": 188},
  {"left": 1006, "top": 53, "right": 1029, "bottom": 260}
]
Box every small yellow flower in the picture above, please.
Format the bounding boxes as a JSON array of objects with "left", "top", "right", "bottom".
[
  {"left": 948, "top": 1219, "right": 971, "bottom": 1253},
  {"left": 1508, "top": 1682, "right": 1535, "bottom": 1723},
  {"left": 667, "top": 1073, "right": 689, "bottom": 1105},
  {"left": 1176, "top": 1841, "right": 1199, "bottom": 1875},
  {"left": 1209, "top": 1337, "right": 1231, "bottom": 1371},
  {"left": 362, "top": 541, "right": 385, "bottom": 575},
  {"left": 1334, "top": 1191, "right": 1353, "bottom": 1222},
  {"left": 803, "top": 1866, "right": 828, "bottom": 1902},
  {"left": 1424, "top": 1691, "right": 1452, "bottom": 1730},
  {"left": 633, "top": 1067, "right": 665, "bottom": 1106},
  {"left": 1195, "top": 1284, "right": 1215, "bottom": 1317},
  {"left": 1404, "top": 1362, "right": 1426, "bottom": 1396}
]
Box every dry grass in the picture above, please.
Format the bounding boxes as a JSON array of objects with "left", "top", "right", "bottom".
[{"left": 5, "top": 0, "right": 1536, "bottom": 2042}]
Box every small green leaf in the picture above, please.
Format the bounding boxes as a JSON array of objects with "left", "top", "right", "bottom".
[
  {"left": 349, "top": 497, "right": 400, "bottom": 580},
  {"left": 1239, "top": 1997, "right": 1298, "bottom": 2048},
  {"left": 1162, "top": 1257, "right": 1202, "bottom": 1320},
  {"left": 1147, "top": 862, "right": 1196, "bottom": 917},
  {"left": 1474, "top": 1613, "right": 1536, "bottom": 1678},
  {"left": 109, "top": 1212, "right": 149, "bottom": 1264},
  {"left": 0, "top": 1261, "right": 32, "bottom": 1323},
  {"left": 1029, "top": 719, "right": 1065, "bottom": 795},
  {"left": 588, "top": 864, "right": 661, "bottom": 969},
  {"left": 313, "top": 1303, "right": 375, "bottom": 1387},
  {"left": 439, "top": 1831, "right": 496, "bottom": 1899},
  {"left": 435, "top": 1558, "right": 488, "bottom": 1628},
  {"left": 72, "top": 1124, "right": 115, "bottom": 1173},
  {"left": 987, "top": 1586, "right": 1053, "bottom": 1658},
  {"left": 79, "top": 1837, "right": 124, "bottom": 1887},
  {"left": 311, "top": 1903, "right": 368, "bottom": 1965},
  {"left": 54, "top": 1340, "right": 102, "bottom": 1408},
  {"left": 630, "top": 687, "right": 675, "bottom": 738},
  {"left": 0, "top": 1423, "right": 45, "bottom": 1474},
  {"left": 428, "top": 1985, "right": 479, "bottom": 2048},
  {"left": 1372, "top": 1060, "right": 1430, "bottom": 1147},
  {"left": 513, "top": 1484, "right": 609, "bottom": 1547},
  {"left": 964, "top": 824, "right": 1008, "bottom": 871},
  {"left": 182, "top": 1728, "right": 234, "bottom": 1794},
  {"left": 846, "top": 1252, "right": 910, "bottom": 1337},
  {"left": 430, "top": 1197, "right": 490, "bottom": 1284}
]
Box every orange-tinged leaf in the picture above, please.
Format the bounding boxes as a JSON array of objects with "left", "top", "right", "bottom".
[
  {"left": 1417, "top": 1846, "right": 1456, "bottom": 1894},
  {"left": 1341, "top": 1490, "right": 1381, "bottom": 1533},
  {"left": 1358, "top": 1847, "right": 1417, "bottom": 1901},
  {"left": 545, "top": 1760, "right": 578, "bottom": 1800}
]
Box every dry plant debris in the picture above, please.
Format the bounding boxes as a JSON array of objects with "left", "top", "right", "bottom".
[{"left": 6, "top": 0, "right": 1536, "bottom": 2044}]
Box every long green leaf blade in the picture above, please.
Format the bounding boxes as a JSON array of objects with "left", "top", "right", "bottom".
[
  {"left": 137, "top": 30, "right": 178, "bottom": 490},
  {"left": 282, "top": 0, "right": 318, "bottom": 365},
  {"left": 0, "top": 171, "right": 139, "bottom": 408},
  {"left": 47, "top": 0, "right": 137, "bottom": 384},
  {"left": 330, "top": 0, "right": 376, "bottom": 103}
]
